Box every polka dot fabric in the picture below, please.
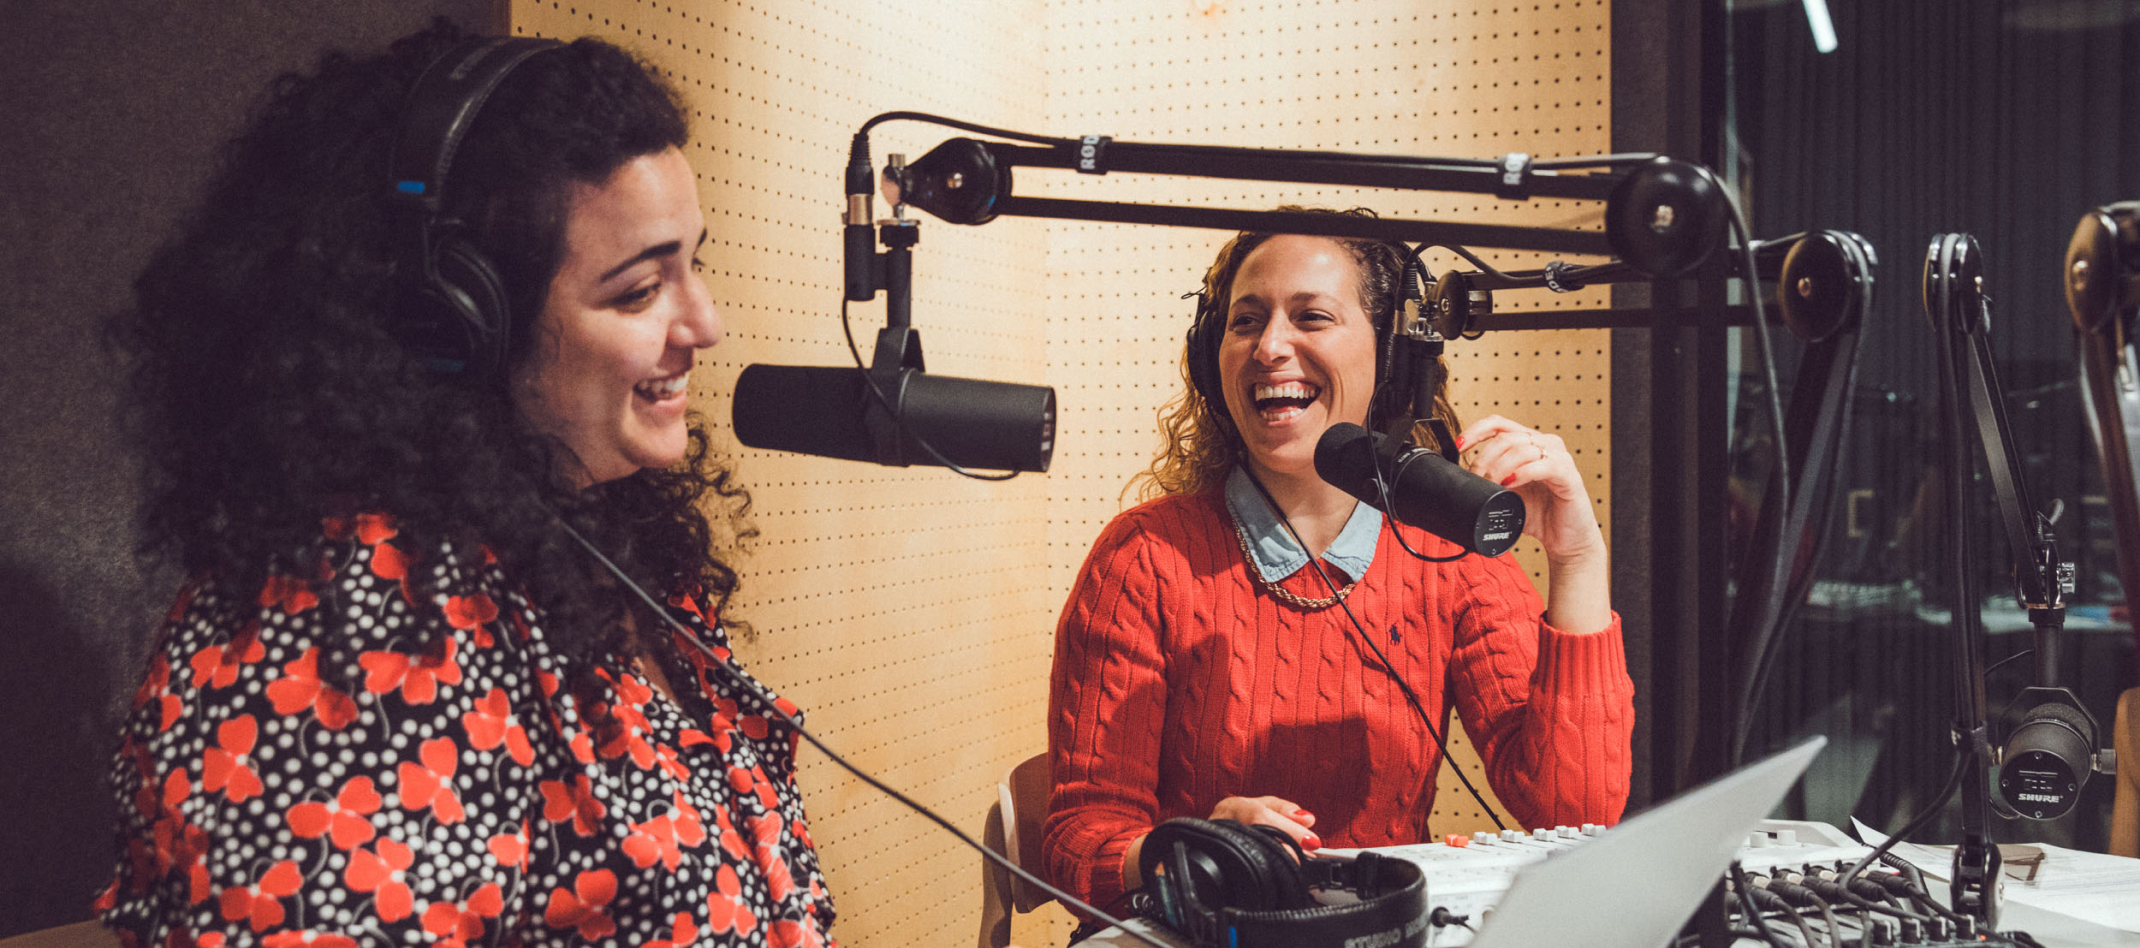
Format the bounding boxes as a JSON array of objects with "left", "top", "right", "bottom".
[{"left": 99, "top": 513, "right": 836, "bottom": 948}]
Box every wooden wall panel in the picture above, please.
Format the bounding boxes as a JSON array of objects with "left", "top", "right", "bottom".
[{"left": 510, "top": 2, "right": 1610, "bottom": 944}]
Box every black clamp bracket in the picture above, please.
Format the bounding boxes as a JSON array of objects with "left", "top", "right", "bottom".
[
  {"left": 1542, "top": 260, "right": 1582, "bottom": 293},
  {"left": 1075, "top": 134, "right": 1114, "bottom": 174},
  {"left": 1494, "top": 152, "right": 1535, "bottom": 200}
]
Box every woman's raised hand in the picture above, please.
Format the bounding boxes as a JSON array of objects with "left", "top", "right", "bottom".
[{"left": 1455, "top": 415, "right": 1606, "bottom": 565}]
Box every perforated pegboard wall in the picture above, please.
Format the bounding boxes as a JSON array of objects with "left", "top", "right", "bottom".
[{"left": 508, "top": 2, "right": 1609, "bottom": 945}]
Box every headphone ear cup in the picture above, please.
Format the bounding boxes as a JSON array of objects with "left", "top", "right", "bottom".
[
  {"left": 1186, "top": 296, "right": 1227, "bottom": 419},
  {"left": 1200, "top": 819, "right": 1311, "bottom": 912},
  {"left": 1140, "top": 817, "right": 1316, "bottom": 917},
  {"left": 425, "top": 234, "right": 513, "bottom": 378}
]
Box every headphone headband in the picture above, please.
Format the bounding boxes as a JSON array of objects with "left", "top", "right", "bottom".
[
  {"left": 390, "top": 37, "right": 563, "bottom": 210},
  {"left": 387, "top": 36, "right": 562, "bottom": 377},
  {"left": 1184, "top": 235, "right": 1430, "bottom": 429}
]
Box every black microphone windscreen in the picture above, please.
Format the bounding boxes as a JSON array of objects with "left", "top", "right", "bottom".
[
  {"left": 732, "top": 364, "right": 1056, "bottom": 472},
  {"left": 732, "top": 364, "right": 875, "bottom": 463},
  {"left": 1315, "top": 422, "right": 1525, "bottom": 557}
]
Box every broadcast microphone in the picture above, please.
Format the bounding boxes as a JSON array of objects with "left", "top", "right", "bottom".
[
  {"left": 1314, "top": 423, "right": 1525, "bottom": 557},
  {"left": 732, "top": 363, "right": 1055, "bottom": 472}
]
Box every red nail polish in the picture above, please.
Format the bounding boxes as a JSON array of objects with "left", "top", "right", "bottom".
[
  {"left": 1303, "top": 834, "right": 1321, "bottom": 849},
  {"left": 1500, "top": 474, "right": 1518, "bottom": 487},
  {"left": 1453, "top": 436, "right": 1467, "bottom": 450}
]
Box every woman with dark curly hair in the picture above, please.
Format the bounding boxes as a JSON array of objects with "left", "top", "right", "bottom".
[
  {"left": 1043, "top": 215, "right": 1635, "bottom": 919},
  {"left": 98, "top": 22, "right": 834, "bottom": 948}
]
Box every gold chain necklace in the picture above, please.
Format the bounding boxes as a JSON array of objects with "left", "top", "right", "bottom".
[{"left": 1233, "top": 521, "right": 1355, "bottom": 610}]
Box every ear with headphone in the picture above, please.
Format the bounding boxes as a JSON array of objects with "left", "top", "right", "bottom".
[
  {"left": 1135, "top": 817, "right": 1427, "bottom": 948},
  {"left": 1181, "top": 243, "right": 1427, "bottom": 429},
  {"left": 387, "top": 36, "right": 562, "bottom": 377}
]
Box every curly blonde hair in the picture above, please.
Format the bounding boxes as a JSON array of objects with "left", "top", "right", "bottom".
[{"left": 1128, "top": 208, "right": 1463, "bottom": 503}]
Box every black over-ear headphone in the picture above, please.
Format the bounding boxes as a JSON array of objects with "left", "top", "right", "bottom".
[
  {"left": 1136, "top": 817, "right": 1427, "bottom": 948},
  {"left": 387, "top": 36, "right": 563, "bottom": 377},
  {"left": 1184, "top": 240, "right": 1430, "bottom": 428}
]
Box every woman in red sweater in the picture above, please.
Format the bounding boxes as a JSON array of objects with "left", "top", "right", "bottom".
[{"left": 1042, "top": 217, "right": 1636, "bottom": 916}]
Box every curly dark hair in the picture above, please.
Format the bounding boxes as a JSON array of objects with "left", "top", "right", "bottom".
[
  {"left": 112, "top": 21, "right": 755, "bottom": 671},
  {"left": 1131, "top": 208, "right": 1463, "bottom": 501}
]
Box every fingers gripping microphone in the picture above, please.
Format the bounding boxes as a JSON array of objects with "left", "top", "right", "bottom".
[{"left": 1314, "top": 423, "right": 1525, "bottom": 557}]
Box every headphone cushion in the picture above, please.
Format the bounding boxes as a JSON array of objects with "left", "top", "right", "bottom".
[
  {"left": 424, "top": 234, "right": 512, "bottom": 375},
  {"left": 1186, "top": 298, "right": 1226, "bottom": 415}
]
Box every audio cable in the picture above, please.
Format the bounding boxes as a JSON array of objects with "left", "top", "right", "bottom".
[
  {"left": 1831, "top": 748, "right": 1960, "bottom": 911},
  {"left": 1743, "top": 873, "right": 1831, "bottom": 948},
  {"left": 1875, "top": 853, "right": 1967, "bottom": 923},
  {"left": 836, "top": 293, "right": 1018, "bottom": 481},
  {"left": 555, "top": 520, "right": 1173, "bottom": 948},
  {"left": 1238, "top": 468, "right": 1509, "bottom": 832},
  {"left": 1732, "top": 863, "right": 1794, "bottom": 948},
  {"left": 1369, "top": 242, "right": 1469, "bottom": 566}
]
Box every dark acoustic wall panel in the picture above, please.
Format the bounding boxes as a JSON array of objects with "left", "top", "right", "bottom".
[{"left": 0, "top": 1, "right": 495, "bottom": 937}]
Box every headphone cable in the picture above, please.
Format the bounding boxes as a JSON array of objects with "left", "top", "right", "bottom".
[
  {"left": 1368, "top": 243, "right": 1468, "bottom": 565},
  {"left": 554, "top": 520, "right": 1173, "bottom": 948},
  {"left": 1238, "top": 469, "right": 1508, "bottom": 832}
]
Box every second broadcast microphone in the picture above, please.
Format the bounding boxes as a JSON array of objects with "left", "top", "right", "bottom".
[
  {"left": 1314, "top": 423, "right": 1525, "bottom": 557},
  {"left": 732, "top": 364, "right": 1055, "bottom": 473}
]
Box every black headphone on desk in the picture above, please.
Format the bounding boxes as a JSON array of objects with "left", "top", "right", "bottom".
[
  {"left": 1135, "top": 818, "right": 1428, "bottom": 948},
  {"left": 386, "top": 36, "right": 563, "bottom": 377}
]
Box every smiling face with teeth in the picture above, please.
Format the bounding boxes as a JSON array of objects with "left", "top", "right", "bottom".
[
  {"left": 511, "top": 147, "right": 721, "bottom": 488},
  {"left": 1215, "top": 234, "right": 1380, "bottom": 483}
]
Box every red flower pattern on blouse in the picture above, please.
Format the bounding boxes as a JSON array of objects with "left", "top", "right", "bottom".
[
  {"left": 103, "top": 520, "right": 836, "bottom": 946},
  {"left": 543, "top": 869, "right": 618, "bottom": 942},
  {"left": 704, "top": 865, "right": 757, "bottom": 936},
  {"left": 421, "top": 881, "right": 503, "bottom": 943},
  {"left": 443, "top": 593, "right": 498, "bottom": 630},
  {"left": 200, "top": 716, "right": 262, "bottom": 803},
  {"left": 345, "top": 837, "right": 416, "bottom": 923},
  {"left": 131, "top": 653, "right": 183, "bottom": 732},
  {"left": 285, "top": 776, "right": 380, "bottom": 849},
  {"left": 189, "top": 623, "right": 264, "bottom": 690},
  {"left": 768, "top": 918, "right": 828, "bottom": 948},
  {"left": 262, "top": 931, "right": 359, "bottom": 948},
  {"left": 646, "top": 912, "right": 701, "bottom": 948},
  {"left": 359, "top": 636, "right": 463, "bottom": 705},
  {"left": 352, "top": 513, "right": 396, "bottom": 545},
  {"left": 539, "top": 775, "right": 607, "bottom": 837},
  {"left": 218, "top": 860, "right": 300, "bottom": 933},
  {"left": 488, "top": 822, "right": 530, "bottom": 868},
  {"left": 395, "top": 737, "right": 465, "bottom": 824},
  {"left": 265, "top": 647, "right": 358, "bottom": 730},
  {"left": 462, "top": 687, "right": 535, "bottom": 766},
  {"left": 257, "top": 574, "right": 319, "bottom": 615}
]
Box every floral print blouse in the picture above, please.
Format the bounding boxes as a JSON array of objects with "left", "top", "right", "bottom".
[{"left": 99, "top": 513, "right": 836, "bottom": 947}]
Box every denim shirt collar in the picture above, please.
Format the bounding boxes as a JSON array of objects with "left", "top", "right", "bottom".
[{"left": 1223, "top": 466, "right": 1383, "bottom": 584}]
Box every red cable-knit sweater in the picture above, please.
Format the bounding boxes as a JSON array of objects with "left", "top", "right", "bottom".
[{"left": 1042, "top": 488, "right": 1635, "bottom": 910}]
